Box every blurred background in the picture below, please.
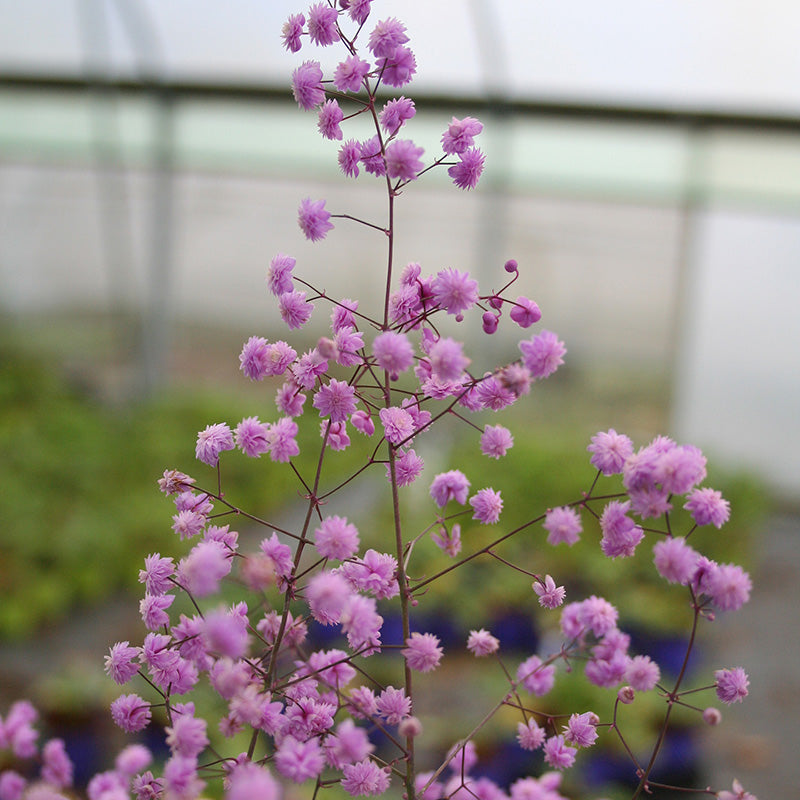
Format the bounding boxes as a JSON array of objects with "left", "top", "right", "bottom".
[{"left": 1, "top": 1, "right": 798, "bottom": 797}]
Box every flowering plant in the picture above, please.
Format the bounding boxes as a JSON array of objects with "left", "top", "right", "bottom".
[{"left": 0, "top": 4, "right": 756, "bottom": 800}]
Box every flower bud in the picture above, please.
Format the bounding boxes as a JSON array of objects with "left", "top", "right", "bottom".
[
  {"left": 702, "top": 707, "right": 722, "bottom": 726},
  {"left": 398, "top": 716, "right": 423, "bottom": 738},
  {"left": 617, "top": 685, "right": 635, "bottom": 704}
]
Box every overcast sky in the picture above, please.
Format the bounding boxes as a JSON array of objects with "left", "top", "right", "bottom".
[{"left": 1, "top": 0, "right": 799, "bottom": 114}]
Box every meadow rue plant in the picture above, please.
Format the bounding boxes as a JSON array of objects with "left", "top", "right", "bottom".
[{"left": 1, "top": 4, "right": 757, "bottom": 800}]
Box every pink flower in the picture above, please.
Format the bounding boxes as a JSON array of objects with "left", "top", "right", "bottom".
[
  {"left": 684, "top": 487, "right": 730, "bottom": 528},
  {"left": 403, "top": 632, "right": 443, "bottom": 673},
  {"left": 227, "top": 764, "right": 279, "bottom": 800},
  {"left": 347, "top": 0, "right": 372, "bottom": 25},
  {"left": 448, "top": 148, "right": 485, "bottom": 190},
  {"left": 111, "top": 694, "right": 151, "bottom": 733},
  {"left": 138, "top": 554, "right": 175, "bottom": 596},
  {"left": 653, "top": 536, "right": 698, "bottom": 585},
  {"left": 706, "top": 563, "right": 751, "bottom": 611},
  {"left": 267, "top": 417, "right": 300, "bottom": 463},
  {"left": 480, "top": 424, "right": 513, "bottom": 458},
  {"left": 318, "top": 99, "right": 344, "bottom": 140},
  {"left": 282, "top": 13, "right": 305, "bottom": 53},
  {"left": 467, "top": 628, "right": 499, "bottom": 657},
  {"left": 715, "top": 667, "right": 749, "bottom": 704},
  {"left": 429, "top": 337, "right": 469, "bottom": 382},
  {"left": 392, "top": 448, "right": 424, "bottom": 486},
  {"left": 341, "top": 759, "right": 391, "bottom": 796},
  {"left": 41, "top": 738, "right": 73, "bottom": 788},
  {"left": 375, "top": 686, "right": 411, "bottom": 724},
  {"left": 441, "top": 116, "right": 483, "bottom": 154},
  {"left": 432, "top": 268, "right": 478, "bottom": 316},
  {"left": 579, "top": 595, "right": 619, "bottom": 638},
  {"left": 543, "top": 506, "right": 582, "bottom": 546},
  {"left": 323, "top": 719, "right": 374, "bottom": 770},
  {"left": 195, "top": 423, "right": 234, "bottom": 467},
  {"left": 599, "top": 500, "right": 644, "bottom": 558},
  {"left": 379, "top": 406, "right": 415, "bottom": 445},
  {"left": 325, "top": 420, "right": 351, "bottom": 451},
  {"left": 385, "top": 139, "right": 424, "bottom": 181},
  {"left": 180, "top": 540, "right": 231, "bottom": 597},
  {"left": 469, "top": 488, "right": 503, "bottom": 524},
  {"left": 516, "top": 718, "right": 545, "bottom": 751},
  {"left": 203, "top": 606, "right": 249, "bottom": 660},
  {"left": 624, "top": 655, "right": 661, "bottom": 691},
  {"left": 165, "top": 712, "right": 208, "bottom": 759},
  {"left": 339, "top": 140, "right": 362, "bottom": 177},
  {"left": 351, "top": 409, "right": 375, "bottom": 436},
  {"left": 563, "top": 712, "right": 598, "bottom": 748},
  {"left": 372, "top": 331, "right": 414, "bottom": 377},
  {"left": 275, "top": 736, "right": 325, "bottom": 782},
  {"left": 380, "top": 97, "right": 415, "bottom": 134},
  {"left": 429, "top": 470, "right": 470, "bottom": 507},
  {"left": 519, "top": 330, "right": 566, "bottom": 379},
  {"left": 508, "top": 296, "right": 541, "bottom": 328},
  {"left": 292, "top": 60, "right": 325, "bottom": 109},
  {"left": 307, "top": 3, "right": 339, "bottom": 46},
  {"left": 313, "top": 379, "right": 357, "bottom": 423},
  {"left": 140, "top": 593, "right": 174, "bottom": 631},
  {"left": 298, "top": 197, "right": 334, "bottom": 242},
  {"left": 367, "top": 18, "right": 409, "bottom": 58},
  {"left": 279, "top": 290, "right": 315, "bottom": 329},
  {"left": 235, "top": 416, "right": 269, "bottom": 457},
  {"left": 516, "top": 655, "right": 556, "bottom": 696},
  {"left": 314, "top": 516, "right": 360, "bottom": 561},
  {"left": 340, "top": 549, "right": 398, "bottom": 599},
  {"left": 542, "top": 735, "right": 576, "bottom": 769},
  {"left": 334, "top": 56, "right": 371, "bottom": 93},
  {"left": 533, "top": 575, "right": 566, "bottom": 609},
  {"left": 104, "top": 641, "right": 140, "bottom": 684},
  {"left": 718, "top": 779, "right": 757, "bottom": 800},
  {"left": 587, "top": 428, "right": 633, "bottom": 475}
]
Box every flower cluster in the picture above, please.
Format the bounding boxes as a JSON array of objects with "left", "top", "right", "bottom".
[{"left": 0, "top": 4, "right": 758, "bottom": 800}]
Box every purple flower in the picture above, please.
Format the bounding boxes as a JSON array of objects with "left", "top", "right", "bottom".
[
  {"left": 294, "top": 348, "right": 328, "bottom": 389},
  {"left": 466, "top": 628, "right": 499, "bottom": 657},
  {"left": 706, "top": 563, "right": 751, "bottom": 611},
  {"left": 340, "top": 549, "right": 398, "bottom": 599},
  {"left": 276, "top": 381, "right": 306, "bottom": 417},
  {"left": 519, "top": 329, "right": 566, "bottom": 379},
  {"left": 533, "top": 575, "right": 566, "bottom": 609},
  {"left": 41, "top": 738, "right": 73, "bottom": 788},
  {"left": 653, "top": 444, "right": 707, "bottom": 495},
  {"left": 308, "top": 572, "right": 357, "bottom": 626},
  {"left": 324, "top": 420, "right": 351, "bottom": 451},
  {"left": 318, "top": 99, "right": 344, "bottom": 140},
  {"left": 578, "top": 595, "right": 618, "bottom": 637},
  {"left": 313, "top": 378, "right": 357, "bottom": 423},
  {"left": 379, "top": 406, "right": 415, "bottom": 445},
  {"left": 718, "top": 779, "right": 757, "bottom": 800},
  {"left": 171, "top": 509, "right": 205, "bottom": 540},
  {"left": 624, "top": 655, "right": 661, "bottom": 691},
  {"left": 346, "top": 0, "right": 373, "bottom": 25},
  {"left": 227, "top": 764, "right": 279, "bottom": 800},
  {"left": 429, "top": 470, "right": 470, "bottom": 507},
  {"left": 375, "top": 686, "right": 411, "bottom": 724},
  {"left": 341, "top": 760, "right": 390, "bottom": 796},
  {"left": 385, "top": 139, "right": 424, "bottom": 181},
  {"left": 351, "top": 409, "right": 375, "bottom": 437},
  {"left": 111, "top": 694, "right": 151, "bottom": 733},
  {"left": 140, "top": 593, "right": 175, "bottom": 631},
  {"left": 165, "top": 712, "right": 209, "bottom": 759},
  {"left": 195, "top": 422, "right": 234, "bottom": 467},
  {"left": 469, "top": 488, "right": 503, "bottom": 524},
  {"left": 282, "top": 13, "right": 305, "bottom": 53},
  {"left": 516, "top": 719, "right": 545, "bottom": 751},
  {"left": 448, "top": 147, "right": 485, "bottom": 190},
  {"left": 0, "top": 772, "right": 26, "bottom": 800},
  {"left": 138, "top": 554, "right": 175, "bottom": 596},
  {"left": 653, "top": 536, "right": 698, "bottom": 584},
  {"left": 104, "top": 641, "right": 140, "bottom": 684},
  {"left": 586, "top": 428, "right": 633, "bottom": 475},
  {"left": 339, "top": 140, "right": 362, "bottom": 177},
  {"left": 684, "top": 487, "right": 730, "bottom": 528},
  {"left": 180, "top": 540, "right": 231, "bottom": 597},
  {"left": 235, "top": 416, "right": 269, "bottom": 457},
  {"left": 373, "top": 331, "right": 414, "bottom": 377},
  {"left": 203, "top": 606, "right": 249, "bottom": 660},
  {"left": 402, "top": 632, "right": 443, "bottom": 673},
  {"left": 543, "top": 506, "right": 582, "bottom": 546},
  {"left": 267, "top": 417, "right": 300, "bottom": 462},
  {"left": 480, "top": 424, "right": 513, "bottom": 459},
  {"left": 164, "top": 755, "right": 204, "bottom": 800},
  {"left": 377, "top": 46, "right": 417, "bottom": 87},
  {"left": 157, "top": 469, "right": 194, "bottom": 495},
  {"left": 334, "top": 56, "right": 371, "bottom": 93},
  {"left": 441, "top": 116, "right": 483, "bottom": 155},
  {"left": 279, "top": 290, "right": 315, "bottom": 329},
  {"left": 380, "top": 96, "right": 415, "bottom": 134},
  {"left": 314, "top": 516, "right": 360, "bottom": 561},
  {"left": 429, "top": 337, "right": 469, "bottom": 382},
  {"left": 509, "top": 296, "right": 542, "bottom": 328},
  {"left": 392, "top": 448, "right": 424, "bottom": 486},
  {"left": 516, "top": 655, "right": 556, "bottom": 696},
  {"left": 307, "top": 3, "right": 339, "bottom": 46},
  {"left": 268, "top": 253, "right": 296, "bottom": 296},
  {"left": 341, "top": 594, "right": 383, "bottom": 654},
  {"left": 543, "top": 735, "right": 577, "bottom": 769},
  {"left": 292, "top": 60, "right": 325, "bottom": 110},
  {"left": 367, "top": 18, "right": 408, "bottom": 58},
  {"left": 298, "top": 197, "right": 334, "bottom": 241},
  {"left": 563, "top": 712, "right": 598, "bottom": 748},
  {"left": 359, "top": 135, "right": 386, "bottom": 176},
  {"left": 599, "top": 500, "right": 644, "bottom": 558},
  {"left": 715, "top": 667, "right": 749, "bottom": 704},
  {"left": 432, "top": 268, "right": 478, "bottom": 315}
]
